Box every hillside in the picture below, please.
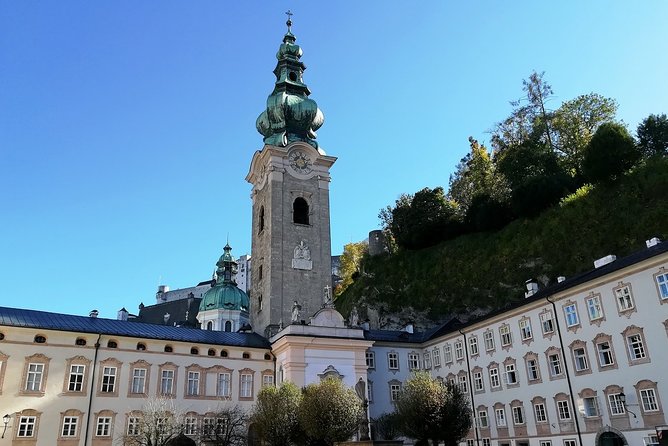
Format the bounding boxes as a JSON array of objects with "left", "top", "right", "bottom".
[{"left": 337, "top": 157, "right": 668, "bottom": 327}]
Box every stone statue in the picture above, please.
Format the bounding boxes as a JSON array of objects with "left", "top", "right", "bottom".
[
  {"left": 292, "top": 240, "right": 313, "bottom": 270},
  {"left": 349, "top": 306, "right": 359, "bottom": 327},
  {"left": 354, "top": 378, "right": 371, "bottom": 440},
  {"left": 291, "top": 300, "right": 302, "bottom": 323},
  {"left": 323, "top": 285, "right": 333, "bottom": 307}
]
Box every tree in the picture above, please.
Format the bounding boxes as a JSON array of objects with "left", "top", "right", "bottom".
[
  {"left": 198, "top": 405, "right": 248, "bottom": 446},
  {"left": 251, "top": 383, "right": 302, "bottom": 446},
  {"left": 552, "top": 93, "right": 618, "bottom": 173},
  {"left": 637, "top": 113, "right": 668, "bottom": 157},
  {"left": 372, "top": 412, "right": 401, "bottom": 441},
  {"left": 298, "top": 378, "right": 363, "bottom": 446},
  {"left": 393, "top": 372, "right": 471, "bottom": 446},
  {"left": 335, "top": 241, "right": 368, "bottom": 296},
  {"left": 582, "top": 122, "right": 641, "bottom": 183},
  {"left": 122, "top": 397, "right": 186, "bottom": 446},
  {"left": 523, "top": 71, "right": 556, "bottom": 152},
  {"left": 448, "top": 137, "right": 502, "bottom": 213}
]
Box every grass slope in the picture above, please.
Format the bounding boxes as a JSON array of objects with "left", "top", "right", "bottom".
[{"left": 339, "top": 158, "right": 668, "bottom": 321}]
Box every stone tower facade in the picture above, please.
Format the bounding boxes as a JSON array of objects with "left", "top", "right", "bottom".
[{"left": 247, "top": 18, "right": 336, "bottom": 336}]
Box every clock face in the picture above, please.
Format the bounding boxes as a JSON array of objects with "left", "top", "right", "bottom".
[{"left": 288, "top": 150, "right": 313, "bottom": 174}]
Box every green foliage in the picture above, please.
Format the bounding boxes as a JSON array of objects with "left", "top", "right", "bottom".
[
  {"left": 335, "top": 242, "right": 368, "bottom": 296},
  {"left": 298, "top": 378, "right": 362, "bottom": 446},
  {"left": 465, "top": 193, "right": 514, "bottom": 232},
  {"left": 560, "top": 184, "right": 593, "bottom": 207},
  {"left": 394, "top": 372, "right": 472, "bottom": 446},
  {"left": 552, "top": 93, "right": 618, "bottom": 173},
  {"left": 251, "top": 383, "right": 302, "bottom": 446},
  {"left": 637, "top": 113, "right": 668, "bottom": 157},
  {"left": 389, "top": 187, "right": 461, "bottom": 250},
  {"left": 372, "top": 413, "right": 401, "bottom": 441},
  {"left": 582, "top": 122, "right": 640, "bottom": 183},
  {"left": 344, "top": 158, "right": 668, "bottom": 318}
]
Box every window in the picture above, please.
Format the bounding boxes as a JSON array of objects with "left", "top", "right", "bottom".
[
  {"left": 390, "top": 382, "right": 401, "bottom": 401},
  {"left": 656, "top": 271, "right": 668, "bottom": 300},
  {"left": 474, "top": 371, "right": 484, "bottom": 391},
  {"left": 608, "top": 393, "right": 625, "bottom": 415},
  {"left": 217, "top": 373, "right": 231, "bottom": 397},
  {"left": 34, "top": 335, "right": 46, "bottom": 343},
  {"left": 540, "top": 311, "right": 554, "bottom": 334},
  {"left": 258, "top": 265, "right": 263, "bottom": 281},
  {"left": 444, "top": 344, "right": 453, "bottom": 363},
  {"left": 467, "top": 440, "right": 475, "bottom": 446},
  {"left": 432, "top": 349, "right": 441, "bottom": 367},
  {"left": 263, "top": 374, "right": 274, "bottom": 387},
  {"left": 627, "top": 334, "right": 646, "bottom": 360},
  {"left": 221, "top": 350, "right": 228, "bottom": 358},
  {"left": 519, "top": 318, "right": 532, "bottom": 340},
  {"left": 614, "top": 285, "right": 635, "bottom": 311},
  {"left": 366, "top": 351, "right": 375, "bottom": 369},
  {"left": 512, "top": 406, "right": 524, "bottom": 425},
  {"left": 526, "top": 358, "right": 540, "bottom": 381},
  {"left": 96, "top": 416, "right": 112, "bottom": 436},
  {"left": 597, "top": 341, "right": 614, "bottom": 366},
  {"left": 68, "top": 364, "right": 85, "bottom": 392},
  {"left": 136, "top": 342, "right": 146, "bottom": 351},
  {"left": 191, "top": 347, "right": 199, "bottom": 355},
  {"left": 539, "top": 442, "right": 552, "bottom": 446},
  {"left": 548, "top": 353, "right": 563, "bottom": 377},
  {"left": 62, "top": 416, "right": 78, "bottom": 437},
  {"left": 483, "top": 440, "right": 491, "bottom": 446},
  {"left": 161, "top": 369, "right": 174, "bottom": 395},
  {"left": 564, "top": 303, "right": 579, "bottom": 327},
  {"left": 489, "top": 367, "right": 500, "bottom": 388},
  {"left": 242, "top": 352, "right": 250, "bottom": 359},
  {"left": 208, "top": 348, "right": 216, "bottom": 356},
  {"left": 557, "top": 400, "right": 571, "bottom": 420},
  {"left": 107, "top": 340, "right": 118, "bottom": 348},
  {"left": 583, "top": 397, "right": 599, "bottom": 417},
  {"left": 586, "top": 295, "right": 603, "bottom": 321},
  {"left": 454, "top": 341, "right": 464, "bottom": 360},
  {"left": 128, "top": 417, "right": 140, "bottom": 436},
  {"left": 495, "top": 408, "right": 506, "bottom": 427},
  {"left": 131, "top": 368, "right": 146, "bottom": 394},
  {"left": 164, "top": 345, "right": 173, "bottom": 352},
  {"left": 640, "top": 388, "right": 659, "bottom": 412},
  {"left": 483, "top": 330, "right": 495, "bottom": 351},
  {"left": 499, "top": 325, "right": 512, "bottom": 347},
  {"left": 534, "top": 403, "right": 547, "bottom": 422},
  {"left": 423, "top": 352, "right": 432, "bottom": 369},
  {"left": 564, "top": 440, "right": 577, "bottom": 446},
  {"left": 241, "top": 374, "right": 253, "bottom": 398},
  {"left": 478, "top": 409, "right": 488, "bottom": 428},
  {"left": 458, "top": 374, "right": 468, "bottom": 393},
  {"left": 18, "top": 416, "right": 36, "bottom": 437},
  {"left": 258, "top": 206, "right": 265, "bottom": 233},
  {"left": 573, "top": 347, "right": 588, "bottom": 371},
  {"left": 388, "top": 352, "right": 399, "bottom": 370},
  {"left": 408, "top": 353, "right": 420, "bottom": 370},
  {"left": 26, "top": 363, "right": 44, "bottom": 391},
  {"left": 203, "top": 418, "right": 214, "bottom": 436},
  {"left": 188, "top": 371, "right": 200, "bottom": 396},
  {"left": 293, "top": 197, "right": 309, "bottom": 224},
  {"left": 469, "top": 336, "right": 479, "bottom": 356},
  {"left": 184, "top": 417, "right": 197, "bottom": 436},
  {"left": 101, "top": 366, "right": 116, "bottom": 393},
  {"left": 75, "top": 338, "right": 87, "bottom": 346},
  {"left": 505, "top": 363, "right": 517, "bottom": 385}
]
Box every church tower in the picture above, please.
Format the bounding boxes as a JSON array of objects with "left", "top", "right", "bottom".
[{"left": 246, "top": 16, "right": 336, "bottom": 337}]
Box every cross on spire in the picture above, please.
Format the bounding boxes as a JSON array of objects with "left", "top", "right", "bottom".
[{"left": 285, "top": 10, "right": 293, "bottom": 31}]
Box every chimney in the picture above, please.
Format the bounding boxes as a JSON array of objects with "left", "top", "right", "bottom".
[
  {"left": 525, "top": 279, "right": 539, "bottom": 298},
  {"left": 404, "top": 323, "right": 414, "bottom": 334},
  {"left": 117, "top": 308, "right": 128, "bottom": 321},
  {"left": 646, "top": 237, "right": 661, "bottom": 248},
  {"left": 594, "top": 255, "right": 616, "bottom": 269},
  {"left": 557, "top": 276, "right": 566, "bottom": 283},
  {"left": 89, "top": 309, "right": 99, "bottom": 318}
]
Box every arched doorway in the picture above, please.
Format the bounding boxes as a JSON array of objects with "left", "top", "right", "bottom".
[
  {"left": 247, "top": 422, "right": 261, "bottom": 446},
  {"left": 598, "top": 430, "right": 626, "bottom": 446}
]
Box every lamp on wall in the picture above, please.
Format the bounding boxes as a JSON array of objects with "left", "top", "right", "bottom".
[
  {"left": 2, "top": 414, "right": 10, "bottom": 439},
  {"left": 619, "top": 392, "right": 638, "bottom": 419}
]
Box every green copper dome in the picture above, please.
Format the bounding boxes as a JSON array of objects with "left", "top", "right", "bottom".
[
  {"left": 199, "top": 244, "right": 250, "bottom": 313},
  {"left": 256, "top": 17, "right": 324, "bottom": 149}
]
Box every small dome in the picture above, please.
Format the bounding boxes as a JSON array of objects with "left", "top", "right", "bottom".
[{"left": 199, "top": 283, "right": 250, "bottom": 313}]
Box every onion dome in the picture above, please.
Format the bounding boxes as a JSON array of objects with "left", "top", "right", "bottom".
[
  {"left": 256, "top": 15, "right": 324, "bottom": 149},
  {"left": 199, "top": 244, "right": 250, "bottom": 313}
]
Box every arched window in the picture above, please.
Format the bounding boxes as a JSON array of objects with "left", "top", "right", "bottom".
[
  {"left": 164, "top": 345, "right": 173, "bottom": 353},
  {"left": 221, "top": 350, "right": 228, "bottom": 358},
  {"left": 136, "top": 343, "right": 146, "bottom": 351},
  {"left": 107, "top": 340, "right": 118, "bottom": 348},
  {"left": 190, "top": 347, "right": 199, "bottom": 355},
  {"left": 243, "top": 352, "right": 251, "bottom": 359},
  {"left": 208, "top": 349, "right": 216, "bottom": 356},
  {"left": 293, "top": 197, "right": 309, "bottom": 225},
  {"left": 264, "top": 353, "right": 271, "bottom": 360},
  {"left": 75, "top": 338, "right": 87, "bottom": 346},
  {"left": 206, "top": 321, "right": 213, "bottom": 331},
  {"left": 259, "top": 206, "right": 265, "bottom": 233},
  {"left": 34, "top": 335, "right": 46, "bottom": 344},
  {"left": 225, "top": 321, "right": 232, "bottom": 332}
]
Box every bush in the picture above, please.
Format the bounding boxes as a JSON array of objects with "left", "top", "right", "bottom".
[{"left": 582, "top": 122, "right": 641, "bottom": 183}]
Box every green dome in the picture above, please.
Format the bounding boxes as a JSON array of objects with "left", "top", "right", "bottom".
[
  {"left": 199, "top": 283, "right": 250, "bottom": 313},
  {"left": 199, "top": 243, "right": 250, "bottom": 313}
]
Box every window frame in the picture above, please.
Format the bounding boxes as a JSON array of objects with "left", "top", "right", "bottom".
[{"left": 388, "top": 352, "right": 399, "bottom": 370}]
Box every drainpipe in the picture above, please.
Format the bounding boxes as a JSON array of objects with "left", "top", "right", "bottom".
[
  {"left": 83, "top": 333, "right": 102, "bottom": 446},
  {"left": 546, "top": 296, "right": 584, "bottom": 446},
  {"left": 459, "top": 329, "right": 480, "bottom": 446}
]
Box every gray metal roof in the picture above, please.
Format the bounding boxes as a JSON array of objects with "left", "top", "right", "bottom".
[{"left": 0, "top": 306, "right": 270, "bottom": 349}]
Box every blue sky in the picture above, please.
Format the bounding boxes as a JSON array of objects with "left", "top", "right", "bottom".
[{"left": 2, "top": 2, "right": 667, "bottom": 318}]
